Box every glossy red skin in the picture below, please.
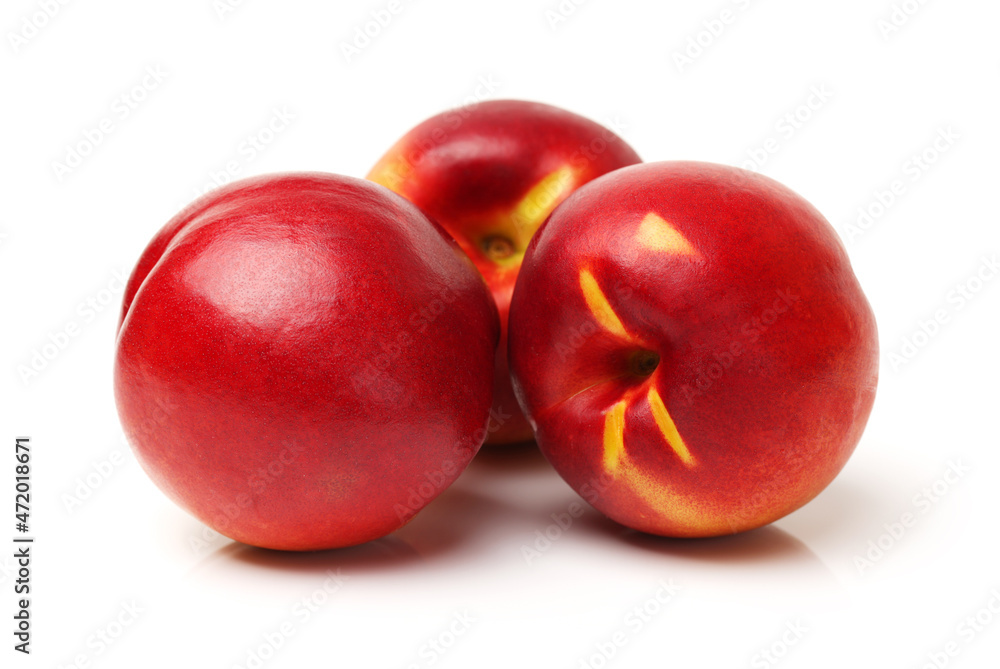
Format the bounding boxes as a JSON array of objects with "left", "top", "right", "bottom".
[
  {"left": 508, "top": 162, "right": 879, "bottom": 537},
  {"left": 115, "top": 173, "right": 498, "bottom": 551},
  {"left": 368, "top": 100, "right": 642, "bottom": 444}
]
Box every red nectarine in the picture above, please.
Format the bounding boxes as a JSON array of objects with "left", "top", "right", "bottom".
[
  {"left": 369, "top": 100, "right": 642, "bottom": 444},
  {"left": 115, "top": 173, "right": 499, "bottom": 551},
  {"left": 508, "top": 161, "right": 878, "bottom": 537}
]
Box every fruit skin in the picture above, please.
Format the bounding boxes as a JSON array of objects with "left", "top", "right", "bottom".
[
  {"left": 114, "top": 173, "right": 499, "bottom": 551},
  {"left": 368, "top": 99, "right": 642, "bottom": 444},
  {"left": 508, "top": 161, "right": 878, "bottom": 537}
]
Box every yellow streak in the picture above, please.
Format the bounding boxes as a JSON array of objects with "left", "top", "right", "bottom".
[
  {"left": 601, "top": 398, "right": 714, "bottom": 532},
  {"left": 579, "top": 269, "right": 629, "bottom": 339},
  {"left": 617, "top": 460, "right": 721, "bottom": 534},
  {"left": 367, "top": 155, "right": 411, "bottom": 192},
  {"left": 647, "top": 387, "right": 697, "bottom": 467},
  {"left": 510, "top": 165, "right": 578, "bottom": 237},
  {"left": 598, "top": 394, "right": 717, "bottom": 533},
  {"left": 602, "top": 401, "right": 628, "bottom": 474},
  {"left": 636, "top": 212, "right": 700, "bottom": 257}
]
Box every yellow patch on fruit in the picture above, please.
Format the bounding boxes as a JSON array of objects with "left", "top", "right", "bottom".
[
  {"left": 580, "top": 268, "right": 629, "bottom": 339},
  {"left": 647, "top": 387, "right": 697, "bottom": 467},
  {"left": 618, "top": 460, "right": 724, "bottom": 534},
  {"left": 636, "top": 212, "right": 700, "bottom": 257},
  {"left": 602, "top": 400, "right": 628, "bottom": 473},
  {"left": 600, "top": 397, "right": 718, "bottom": 533},
  {"left": 510, "top": 165, "right": 578, "bottom": 236},
  {"left": 366, "top": 153, "right": 412, "bottom": 192}
]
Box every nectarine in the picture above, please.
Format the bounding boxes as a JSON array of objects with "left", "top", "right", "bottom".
[
  {"left": 115, "top": 173, "right": 499, "bottom": 551},
  {"left": 508, "top": 161, "right": 878, "bottom": 536},
  {"left": 369, "top": 100, "right": 641, "bottom": 444}
]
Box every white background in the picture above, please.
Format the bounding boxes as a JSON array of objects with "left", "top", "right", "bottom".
[{"left": 2, "top": 0, "right": 999, "bottom": 667}]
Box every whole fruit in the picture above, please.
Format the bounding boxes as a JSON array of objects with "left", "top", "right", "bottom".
[
  {"left": 115, "top": 173, "right": 499, "bottom": 551},
  {"left": 508, "top": 161, "right": 878, "bottom": 537},
  {"left": 369, "top": 100, "right": 641, "bottom": 444}
]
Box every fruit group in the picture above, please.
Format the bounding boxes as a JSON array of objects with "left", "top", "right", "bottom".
[
  {"left": 114, "top": 173, "right": 499, "bottom": 551},
  {"left": 369, "top": 100, "right": 641, "bottom": 444},
  {"left": 508, "top": 161, "right": 878, "bottom": 537}
]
